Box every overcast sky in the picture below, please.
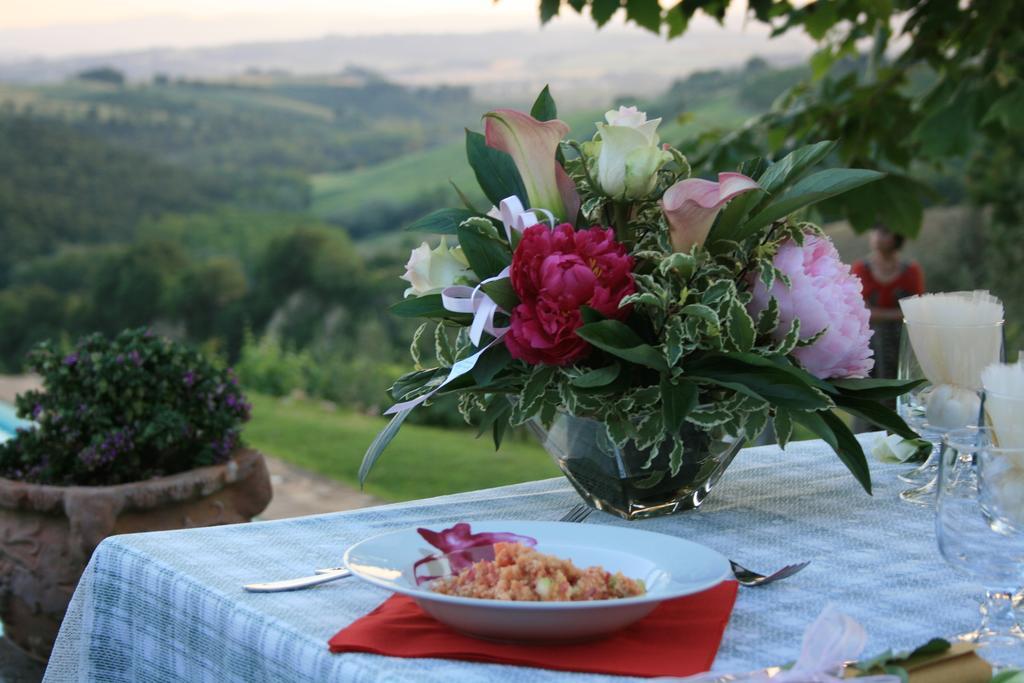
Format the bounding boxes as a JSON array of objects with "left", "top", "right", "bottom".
[{"left": 0, "top": 0, "right": 751, "bottom": 58}]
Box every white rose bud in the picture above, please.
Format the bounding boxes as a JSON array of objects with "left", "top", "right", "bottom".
[
  {"left": 400, "top": 237, "right": 472, "bottom": 298},
  {"left": 871, "top": 433, "right": 921, "bottom": 463},
  {"left": 594, "top": 106, "right": 672, "bottom": 200}
]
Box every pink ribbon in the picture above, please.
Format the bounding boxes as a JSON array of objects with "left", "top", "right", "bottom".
[{"left": 668, "top": 605, "right": 901, "bottom": 682}]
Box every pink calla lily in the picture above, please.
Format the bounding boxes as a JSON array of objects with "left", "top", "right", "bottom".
[
  {"left": 661, "top": 172, "right": 761, "bottom": 252},
  {"left": 484, "top": 109, "right": 580, "bottom": 223}
]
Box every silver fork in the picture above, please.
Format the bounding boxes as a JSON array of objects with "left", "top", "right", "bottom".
[
  {"left": 244, "top": 504, "right": 599, "bottom": 592},
  {"left": 729, "top": 560, "right": 810, "bottom": 587}
]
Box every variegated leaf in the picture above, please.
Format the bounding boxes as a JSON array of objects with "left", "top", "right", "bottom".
[
  {"left": 668, "top": 439, "right": 686, "bottom": 476},
  {"left": 686, "top": 406, "right": 734, "bottom": 428},
  {"left": 664, "top": 316, "right": 686, "bottom": 366},
  {"left": 410, "top": 322, "right": 429, "bottom": 370},
  {"left": 434, "top": 323, "right": 454, "bottom": 366},
  {"left": 634, "top": 411, "right": 664, "bottom": 451},
  {"left": 757, "top": 297, "right": 780, "bottom": 336},
  {"left": 774, "top": 409, "right": 794, "bottom": 448},
  {"left": 605, "top": 418, "right": 633, "bottom": 449}
]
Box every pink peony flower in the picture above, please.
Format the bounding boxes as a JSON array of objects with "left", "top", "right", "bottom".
[
  {"left": 506, "top": 224, "right": 635, "bottom": 366},
  {"left": 747, "top": 235, "right": 873, "bottom": 379}
]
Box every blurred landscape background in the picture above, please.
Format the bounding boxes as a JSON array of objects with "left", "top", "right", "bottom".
[{"left": 0, "top": 1, "right": 1006, "bottom": 503}]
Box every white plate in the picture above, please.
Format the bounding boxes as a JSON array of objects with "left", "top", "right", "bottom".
[{"left": 343, "top": 520, "right": 731, "bottom": 642}]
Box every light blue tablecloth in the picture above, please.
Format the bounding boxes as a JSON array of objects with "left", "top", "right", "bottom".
[{"left": 43, "top": 434, "right": 1021, "bottom": 681}]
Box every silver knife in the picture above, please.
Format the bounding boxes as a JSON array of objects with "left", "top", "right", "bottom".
[{"left": 243, "top": 567, "right": 352, "bottom": 593}]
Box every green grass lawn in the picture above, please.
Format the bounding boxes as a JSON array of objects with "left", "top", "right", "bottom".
[{"left": 243, "top": 393, "right": 559, "bottom": 502}]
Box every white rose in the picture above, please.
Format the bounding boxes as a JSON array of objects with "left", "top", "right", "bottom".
[
  {"left": 400, "top": 237, "right": 472, "bottom": 297},
  {"left": 871, "top": 433, "right": 921, "bottom": 464},
  {"left": 594, "top": 106, "right": 672, "bottom": 200}
]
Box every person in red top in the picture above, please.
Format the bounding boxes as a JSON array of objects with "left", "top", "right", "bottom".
[{"left": 851, "top": 225, "right": 925, "bottom": 382}]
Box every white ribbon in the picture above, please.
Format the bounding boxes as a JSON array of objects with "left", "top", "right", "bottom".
[
  {"left": 668, "top": 605, "right": 901, "bottom": 683},
  {"left": 441, "top": 267, "right": 511, "bottom": 347},
  {"left": 495, "top": 195, "right": 556, "bottom": 244},
  {"left": 385, "top": 196, "right": 552, "bottom": 417}
]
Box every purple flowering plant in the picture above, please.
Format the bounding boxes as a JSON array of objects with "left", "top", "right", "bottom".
[{"left": 0, "top": 328, "right": 251, "bottom": 486}]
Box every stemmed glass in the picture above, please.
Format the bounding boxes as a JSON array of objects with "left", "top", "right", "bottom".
[
  {"left": 899, "top": 319, "right": 1004, "bottom": 505},
  {"left": 896, "top": 325, "right": 932, "bottom": 485},
  {"left": 936, "top": 426, "right": 1024, "bottom": 667}
]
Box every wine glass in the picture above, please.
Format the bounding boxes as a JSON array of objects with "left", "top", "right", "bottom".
[
  {"left": 936, "top": 426, "right": 1024, "bottom": 666},
  {"left": 900, "top": 319, "right": 1004, "bottom": 505},
  {"left": 896, "top": 324, "right": 932, "bottom": 484}
]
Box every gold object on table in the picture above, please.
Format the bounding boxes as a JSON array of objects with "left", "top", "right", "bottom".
[{"left": 844, "top": 642, "right": 992, "bottom": 683}]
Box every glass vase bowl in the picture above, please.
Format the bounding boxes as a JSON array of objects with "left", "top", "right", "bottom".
[{"left": 528, "top": 413, "right": 745, "bottom": 520}]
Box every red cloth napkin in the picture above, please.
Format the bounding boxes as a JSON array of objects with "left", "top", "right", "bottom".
[{"left": 328, "top": 581, "right": 738, "bottom": 678}]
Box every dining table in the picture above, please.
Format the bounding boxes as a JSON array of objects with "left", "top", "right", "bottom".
[{"left": 42, "top": 432, "right": 1024, "bottom": 681}]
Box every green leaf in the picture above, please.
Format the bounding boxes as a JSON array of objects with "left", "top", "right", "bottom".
[
  {"left": 834, "top": 394, "right": 917, "bottom": 440},
  {"left": 409, "top": 322, "right": 428, "bottom": 368},
  {"left": 795, "top": 410, "right": 872, "bottom": 494},
  {"left": 982, "top": 88, "right": 1024, "bottom": 135},
  {"left": 727, "top": 299, "right": 755, "bottom": 353},
  {"left": 465, "top": 129, "right": 528, "bottom": 207},
  {"left": 739, "top": 168, "right": 886, "bottom": 239},
  {"left": 662, "top": 377, "right": 698, "bottom": 433},
  {"left": 756, "top": 140, "right": 837, "bottom": 196},
  {"left": 668, "top": 440, "right": 685, "bottom": 476},
  {"left": 575, "top": 320, "right": 669, "bottom": 372},
  {"left": 518, "top": 365, "right": 556, "bottom": 419},
  {"left": 405, "top": 208, "right": 477, "bottom": 234},
  {"left": 391, "top": 294, "right": 472, "bottom": 324},
  {"left": 681, "top": 303, "right": 719, "bottom": 327},
  {"left": 530, "top": 85, "right": 558, "bottom": 121},
  {"left": 580, "top": 305, "right": 606, "bottom": 325},
  {"left": 830, "top": 377, "right": 924, "bottom": 399},
  {"left": 471, "top": 343, "right": 512, "bottom": 386},
  {"left": 477, "top": 397, "right": 512, "bottom": 438},
  {"left": 686, "top": 353, "right": 831, "bottom": 411},
  {"left": 434, "top": 324, "right": 454, "bottom": 366},
  {"left": 633, "top": 470, "right": 666, "bottom": 489},
  {"left": 493, "top": 416, "right": 509, "bottom": 450},
  {"left": 707, "top": 188, "right": 767, "bottom": 245},
  {"left": 540, "top": 0, "right": 561, "bottom": 23},
  {"left": 664, "top": 316, "right": 686, "bottom": 366},
  {"left": 571, "top": 363, "right": 621, "bottom": 388},
  {"left": 606, "top": 417, "right": 632, "bottom": 448},
  {"left": 457, "top": 222, "right": 511, "bottom": 279},
  {"left": 756, "top": 297, "right": 780, "bottom": 336},
  {"left": 634, "top": 411, "right": 664, "bottom": 450},
  {"left": 665, "top": 5, "right": 686, "bottom": 38},
  {"left": 774, "top": 408, "right": 794, "bottom": 448},
  {"left": 907, "top": 638, "right": 951, "bottom": 658},
  {"left": 625, "top": 0, "right": 661, "bottom": 32},
  {"left": 591, "top": 0, "right": 621, "bottom": 26},
  {"left": 479, "top": 278, "right": 518, "bottom": 311},
  {"left": 359, "top": 408, "right": 412, "bottom": 485},
  {"left": 829, "top": 173, "right": 926, "bottom": 238}
]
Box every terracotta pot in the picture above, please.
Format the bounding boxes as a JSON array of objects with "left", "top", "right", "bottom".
[{"left": 0, "top": 448, "right": 272, "bottom": 660}]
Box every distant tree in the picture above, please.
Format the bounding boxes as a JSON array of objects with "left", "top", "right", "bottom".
[
  {"left": 89, "top": 240, "right": 188, "bottom": 334},
  {"left": 75, "top": 66, "right": 125, "bottom": 86},
  {"left": 175, "top": 257, "right": 249, "bottom": 342}
]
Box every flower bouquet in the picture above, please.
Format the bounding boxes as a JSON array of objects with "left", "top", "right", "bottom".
[{"left": 361, "top": 88, "right": 919, "bottom": 519}]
